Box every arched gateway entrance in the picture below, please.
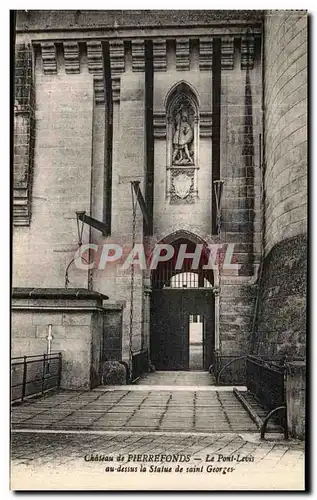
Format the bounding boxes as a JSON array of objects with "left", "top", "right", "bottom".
[{"left": 150, "top": 235, "right": 215, "bottom": 371}]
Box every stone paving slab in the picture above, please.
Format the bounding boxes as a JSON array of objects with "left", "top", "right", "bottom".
[
  {"left": 11, "top": 368, "right": 280, "bottom": 435},
  {"left": 12, "top": 388, "right": 260, "bottom": 434},
  {"left": 135, "top": 371, "right": 216, "bottom": 386},
  {"left": 94, "top": 385, "right": 247, "bottom": 391}
]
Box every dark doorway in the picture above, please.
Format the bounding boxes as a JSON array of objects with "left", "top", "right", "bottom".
[{"left": 150, "top": 238, "right": 215, "bottom": 371}]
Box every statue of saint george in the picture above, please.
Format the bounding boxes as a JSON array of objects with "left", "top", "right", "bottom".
[{"left": 172, "top": 106, "right": 194, "bottom": 165}]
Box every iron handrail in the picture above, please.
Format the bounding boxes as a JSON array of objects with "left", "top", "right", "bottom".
[
  {"left": 260, "top": 406, "right": 289, "bottom": 440},
  {"left": 214, "top": 353, "right": 300, "bottom": 440},
  {"left": 12, "top": 353, "right": 60, "bottom": 361},
  {"left": 246, "top": 355, "right": 288, "bottom": 439},
  {"left": 216, "top": 355, "right": 247, "bottom": 385},
  {"left": 11, "top": 352, "right": 62, "bottom": 402},
  {"left": 11, "top": 354, "right": 61, "bottom": 366}
]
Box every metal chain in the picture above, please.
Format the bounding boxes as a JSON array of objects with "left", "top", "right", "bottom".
[
  {"left": 216, "top": 212, "right": 221, "bottom": 237},
  {"left": 129, "top": 183, "right": 138, "bottom": 380},
  {"left": 218, "top": 261, "right": 223, "bottom": 356},
  {"left": 64, "top": 214, "right": 87, "bottom": 289},
  {"left": 215, "top": 187, "right": 222, "bottom": 237},
  {"left": 217, "top": 212, "right": 223, "bottom": 358}
]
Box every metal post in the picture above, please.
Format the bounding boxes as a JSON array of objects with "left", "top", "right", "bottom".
[
  {"left": 283, "top": 360, "right": 289, "bottom": 440},
  {"left": 129, "top": 182, "right": 138, "bottom": 383},
  {"left": 21, "top": 356, "right": 27, "bottom": 402},
  {"left": 58, "top": 353, "right": 62, "bottom": 388},
  {"left": 41, "top": 354, "right": 46, "bottom": 394},
  {"left": 46, "top": 324, "right": 53, "bottom": 374}
]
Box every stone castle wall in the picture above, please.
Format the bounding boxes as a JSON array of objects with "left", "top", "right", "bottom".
[
  {"left": 13, "top": 42, "right": 95, "bottom": 290},
  {"left": 264, "top": 10, "right": 307, "bottom": 253},
  {"left": 12, "top": 12, "right": 263, "bottom": 366},
  {"left": 12, "top": 10, "right": 307, "bottom": 368},
  {"left": 253, "top": 10, "right": 307, "bottom": 357}
]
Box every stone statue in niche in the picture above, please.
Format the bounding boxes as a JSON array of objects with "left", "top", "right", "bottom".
[{"left": 172, "top": 105, "right": 194, "bottom": 165}]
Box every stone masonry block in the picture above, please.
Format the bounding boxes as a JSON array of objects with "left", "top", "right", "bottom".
[
  {"left": 12, "top": 324, "right": 37, "bottom": 338},
  {"left": 36, "top": 325, "right": 66, "bottom": 339},
  {"left": 32, "top": 313, "right": 64, "bottom": 326},
  {"left": 62, "top": 312, "right": 92, "bottom": 326},
  {"left": 63, "top": 326, "right": 91, "bottom": 340}
]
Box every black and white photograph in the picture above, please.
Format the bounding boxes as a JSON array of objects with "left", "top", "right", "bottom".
[{"left": 10, "top": 8, "right": 308, "bottom": 491}]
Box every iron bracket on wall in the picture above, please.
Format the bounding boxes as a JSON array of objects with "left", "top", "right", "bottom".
[
  {"left": 76, "top": 212, "right": 108, "bottom": 236},
  {"left": 213, "top": 179, "right": 225, "bottom": 236},
  {"left": 131, "top": 181, "right": 150, "bottom": 227}
]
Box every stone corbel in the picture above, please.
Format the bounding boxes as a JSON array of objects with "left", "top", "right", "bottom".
[
  {"left": 200, "top": 111, "right": 213, "bottom": 138},
  {"left": 176, "top": 38, "right": 190, "bottom": 71},
  {"left": 109, "top": 40, "right": 125, "bottom": 73},
  {"left": 63, "top": 42, "right": 80, "bottom": 74},
  {"left": 87, "top": 41, "right": 103, "bottom": 75},
  {"left": 87, "top": 42, "right": 105, "bottom": 104},
  {"left": 93, "top": 76, "right": 105, "bottom": 105},
  {"left": 241, "top": 33, "right": 255, "bottom": 70},
  {"left": 111, "top": 76, "right": 121, "bottom": 103},
  {"left": 153, "top": 39, "right": 167, "bottom": 71},
  {"left": 153, "top": 110, "right": 166, "bottom": 139},
  {"left": 132, "top": 39, "right": 145, "bottom": 72},
  {"left": 13, "top": 186, "right": 31, "bottom": 226},
  {"left": 41, "top": 42, "right": 57, "bottom": 75},
  {"left": 199, "top": 37, "right": 213, "bottom": 71},
  {"left": 221, "top": 36, "right": 234, "bottom": 70},
  {"left": 109, "top": 40, "right": 125, "bottom": 103}
]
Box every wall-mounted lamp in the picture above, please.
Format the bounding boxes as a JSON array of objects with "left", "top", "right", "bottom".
[{"left": 213, "top": 180, "right": 225, "bottom": 236}]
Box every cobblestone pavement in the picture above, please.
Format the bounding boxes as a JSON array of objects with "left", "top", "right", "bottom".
[
  {"left": 11, "top": 431, "right": 305, "bottom": 490},
  {"left": 12, "top": 387, "right": 259, "bottom": 433},
  {"left": 12, "top": 374, "right": 301, "bottom": 489}
]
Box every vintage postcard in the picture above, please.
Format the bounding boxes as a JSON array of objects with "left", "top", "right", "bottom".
[{"left": 11, "top": 9, "right": 307, "bottom": 491}]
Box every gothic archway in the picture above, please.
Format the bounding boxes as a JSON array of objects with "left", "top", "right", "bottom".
[{"left": 150, "top": 233, "right": 217, "bottom": 371}]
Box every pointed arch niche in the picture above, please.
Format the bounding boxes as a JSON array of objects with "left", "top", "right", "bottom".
[{"left": 165, "top": 82, "right": 199, "bottom": 204}]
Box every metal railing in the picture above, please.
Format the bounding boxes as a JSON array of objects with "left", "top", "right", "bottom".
[
  {"left": 11, "top": 353, "right": 62, "bottom": 403},
  {"left": 246, "top": 355, "right": 288, "bottom": 438},
  {"left": 213, "top": 352, "right": 290, "bottom": 438},
  {"left": 131, "top": 349, "right": 148, "bottom": 383},
  {"left": 214, "top": 352, "right": 247, "bottom": 385},
  {"left": 214, "top": 352, "right": 288, "bottom": 386},
  {"left": 246, "top": 355, "right": 285, "bottom": 411}
]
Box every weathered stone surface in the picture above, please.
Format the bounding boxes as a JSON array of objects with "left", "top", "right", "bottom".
[
  {"left": 264, "top": 10, "right": 307, "bottom": 254},
  {"left": 253, "top": 234, "right": 307, "bottom": 358},
  {"left": 16, "top": 10, "right": 263, "bottom": 32},
  {"left": 11, "top": 296, "right": 107, "bottom": 390},
  {"left": 286, "top": 361, "right": 306, "bottom": 439},
  {"left": 103, "top": 309, "right": 123, "bottom": 361},
  {"left": 13, "top": 60, "right": 94, "bottom": 288}
]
